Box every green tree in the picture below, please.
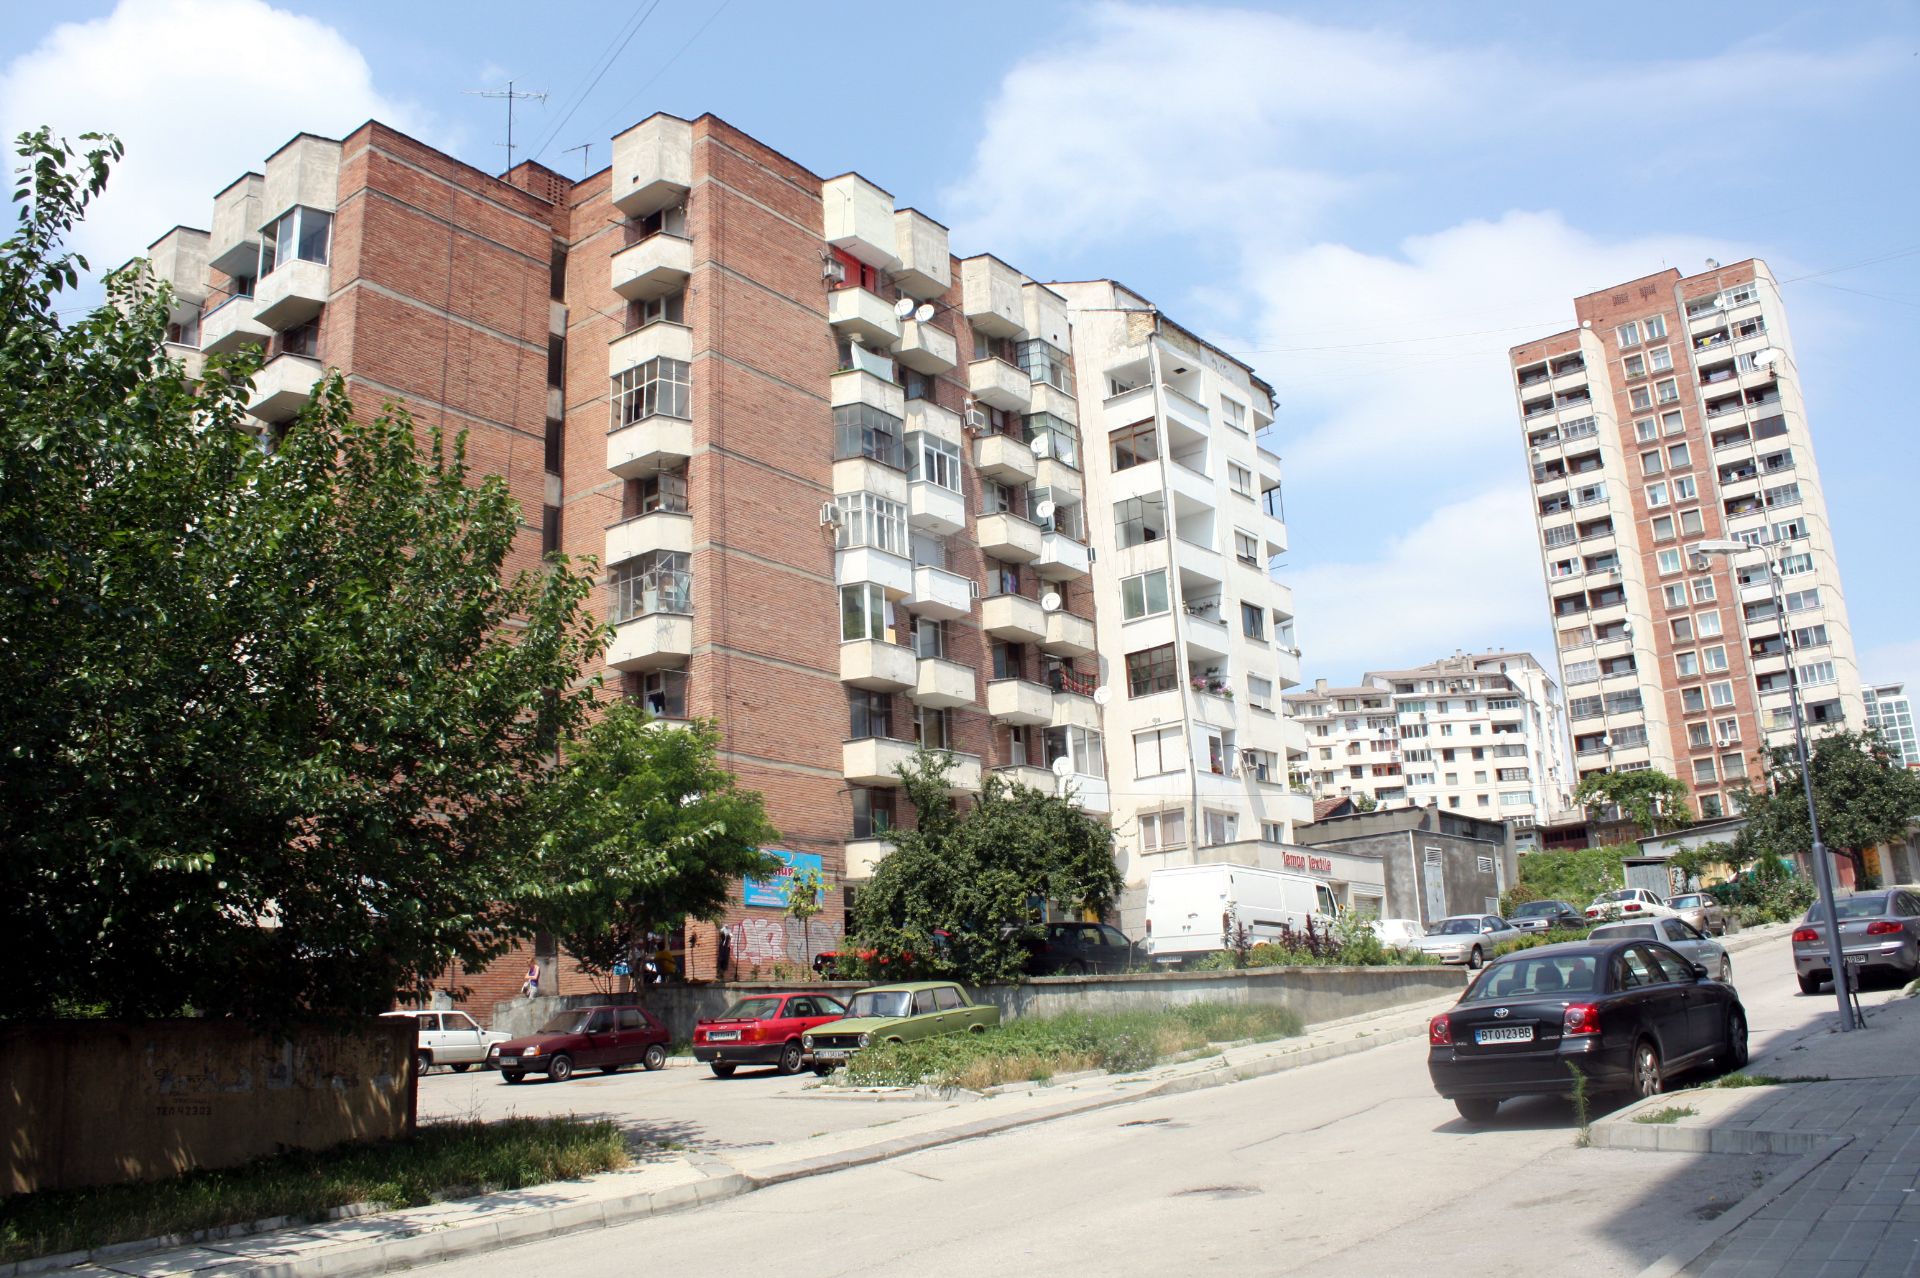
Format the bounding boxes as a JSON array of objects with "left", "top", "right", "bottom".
[
  {"left": 1732, "top": 730, "right": 1920, "bottom": 889},
  {"left": 517, "top": 707, "right": 781, "bottom": 982},
  {"left": 1350, "top": 793, "right": 1378, "bottom": 813},
  {"left": 850, "top": 753, "right": 1123, "bottom": 984},
  {"left": 1514, "top": 844, "right": 1629, "bottom": 907},
  {"left": 1664, "top": 840, "right": 1737, "bottom": 890},
  {"left": 1574, "top": 768, "right": 1693, "bottom": 835},
  {"left": 785, "top": 868, "right": 829, "bottom": 969},
  {"left": 0, "top": 129, "right": 606, "bottom": 1021}
]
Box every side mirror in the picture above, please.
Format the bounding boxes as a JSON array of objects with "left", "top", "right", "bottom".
[{"left": 1690, "top": 963, "right": 1709, "bottom": 980}]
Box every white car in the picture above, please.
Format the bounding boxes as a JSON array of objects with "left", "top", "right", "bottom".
[
  {"left": 1584, "top": 888, "right": 1675, "bottom": 923},
  {"left": 383, "top": 1009, "right": 510, "bottom": 1074},
  {"left": 1589, "top": 917, "right": 1733, "bottom": 982},
  {"left": 1369, "top": 918, "right": 1427, "bottom": 950},
  {"left": 1413, "top": 914, "right": 1522, "bottom": 969}
]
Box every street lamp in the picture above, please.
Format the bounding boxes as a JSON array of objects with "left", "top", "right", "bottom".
[{"left": 1690, "top": 537, "right": 1855, "bottom": 1031}]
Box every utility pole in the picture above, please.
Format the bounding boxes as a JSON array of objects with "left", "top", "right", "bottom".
[{"left": 465, "top": 80, "right": 548, "bottom": 170}]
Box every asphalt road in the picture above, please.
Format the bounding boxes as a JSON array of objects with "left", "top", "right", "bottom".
[{"left": 426, "top": 939, "right": 1906, "bottom": 1277}]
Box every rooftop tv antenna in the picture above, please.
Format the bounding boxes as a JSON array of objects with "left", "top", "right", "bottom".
[
  {"left": 466, "top": 80, "right": 549, "bottom": 170},
  {"left": 561, "top": 142, "right": 594, "bottom": 178}
]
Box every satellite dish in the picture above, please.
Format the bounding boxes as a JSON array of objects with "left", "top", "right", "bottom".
[
  {"left": 1092, "top": 686, "right": 1112, "bottom": 706},
  {"left": 1036, "top": 499, "right": 1057, "bottom": 520},
  {"left": 1751, "top": 347, "right": 1783, "bottom": 367},
  {"left": 893, "top": 296, "right": 915, "bottom": 319},
  {"left": 1050, "top": 756, "right": 1074, "bottom": 778},
  {"left": 1040, "top": 591, "right": 1062, "bottom": 612},
  {"left": 1030, "top": 434, "right": 1051, "bottom": 457},
  {"left": 914, "top": 303, "right": 936, "bottom": 323}
]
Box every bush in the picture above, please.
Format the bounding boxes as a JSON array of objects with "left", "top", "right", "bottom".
[
  {"left": 1499, "top": 884, "right": 1541, "bottom": 916},
  {"left": 1713, "top": 861, "right": 1814, "bottom": 926},
  {"left": 1491, "top": 926, "right": 1594, "bottom": 959},
  {"left": 1514, "top": 845, "right": 1629, "bottom": 908}
]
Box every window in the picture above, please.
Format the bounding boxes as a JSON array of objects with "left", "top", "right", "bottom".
[
  {"left": 834, "top": 402, "right": 904, "bottom": 468},
  {"left": 1695, "top": 611, "right": 1722, "bottom": 638},
  {"left": 1679, "top": 508, "right": 1705, "bottom": 536},
  {"left": 1234, "top": 528, "right": 1260, "bottom": 565},
  {"left": 1617, "top": 321, "right": 1641, "bottom": 348},
  {"left": 1624, "top": 353, "right": 1646, "bottom": 379},
  {"left": 1708, "top": 681, "right": 1735, "bottom": 708},
  {"left": 1044, "top": 725, "right": 1103, "bottom": 778},
  {"left": 258, "top": 205, "right": 332, "bottom": 275},
  {"left": 1675, "top": 651, "right": 1700, "bottom": 677},
  {"left": 1667, "top": 442, "right": 1691, "bottom": 469},
  {"left": 1669, "top": 616, "right": 1693, "bottom": 642},
  {"left": 609, "top": 551, "right": 690, "bottom": 621},
  {"left": 1228, "top": 463, "right": 1253, "bottom": 497},
  {"left": 1248, "top": 676, "right": 1273, "bottom": 712},
  {"left": 1699, "top": 794, "right": 1724, "bottom": 819},
  {"left": 984, "top": 556, "right": 1022, "bottom": 598},
  {"left": 1692, "top": 758, "right": 1717, "bottom": 784},
  {"left": 1564, "top": 659, "right": 1599, "bottom": 685},
  {"left": 630, "top": 668, "right": 687, "bottom": 719},
  {"left": 915, "top": 705, "right": 951, "bottom": 750},
  {"left": 1126, "top": 644, "right": 1178, "bottom": 697},
  {"left": 1778, "top": 551, "right": 1814, "bottom": 575},
  {"left": 1672, "top": 476, "right": 1697, "bottom": 501},
  {"left": 1791, "top": 623, "right": 1830, "bottom": 649},
  {"left": 1221, "top": 398, "right": 1247, "bottom": 433},
  {"left": 1656, "top": 548, "right": 1682, "bottom": 575},
  {"left": 1703, "top": 645, "right": 1728, "bottom": 673},
  {"left": 1261, "top": 821, "right": 1285, "bottom": 843},
  {"left": 1016, "top": 338, "right": 1074, "bottom": 393},
  {"left": 1765, "top": 482, "right": 1801, "bottom": 508},
  {"left": 626, "top": 469, "right": 688, "bottom": 516},
  {"left": 1655, "top": 379, "right": 1680, "bottom": 405},
  {"left": 834, "top": 492, "right": 908, "bottom": 556},
  {"left": 1240, "top": 602, "right": 1266, "bottom": 640},
  {"left": 1691, "top": 576, "right": 1717, "bottom": 603},
  {"left": 1629, "top": 386, "right": 1653, "bottom": 411},
  {"left": 1688, "top": 721, "right": 1711, "bottom": 748},
  {"left": 1663, "top": 583, "right": 1687, "bottom": 608},
  {"left": 630, "top": 290, "right": 685, "bottom": 328},
  {"left": 1111, "top": 419, "right": 1158, "bottom": 470},
  {"left": 1133, "top": 725, "right": 1183, "bottom": 776},
  {"left": 1646, "top": 481, "right": 1668, "bottom": 507},
  {"left": 1203, "top": 810, "right": 1238, "bottom": 846},
  {"left": 1645, "top": 314, "right": 1667, "bottom": 340},
  {"left": 1027, "top": 413, "right": 1078, "bottom": 468},
  {"left": 991, "top": 641, "right": 1024, "bottom": 681},
  {"left": 1140, "top": 808, "right": 1186, "bottom": 852},
  {"left": 1648, "top": 346, "right": 1673, "bottom": 372},
  {"left": 849, "top": 688, "right": 892, "bottom": 739},
  {"left": 1785, "top": 588, "right": 1821, "bottom": 613},
  {"left": 1641, "top": 450, "right": 1664, "bottom": 476},
  {"left": 1717, "top": 718, "right": 1741, "bottom": 746},
  {"left": 1799, "top": 660, "right": 1836, "bottom": 686},
  {"left": 1113, "top": 495, "right": 1165, "bottom": 548},
  {"left": 840, "top": 583, "right": 889, "bottom": 642},
  {"left": 611, "top": 357, "right": 692, "bottom": 427},
  {"left": 1721, "top": 750, "right": 1745, "bottom": 778},
  {"left": 1662, "top": 409, "right": 1685, "bottom": 436},
  {"left": 1121, "top": 569, "right": 1170, "bottom": 620},
  {"left": 1681, "top": 687, "right": 1706, "bottom": 713},
  {"left": 908, "top": 434, "right": 962, "bottom": 492}
]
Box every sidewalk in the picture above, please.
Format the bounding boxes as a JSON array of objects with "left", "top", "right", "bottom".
[
  {"left": 1593, "top": 973, "right": 1920, "bottom": 1278},
  {"left": 17, "top": 990, "right": 1460, "bottom": 1278}
]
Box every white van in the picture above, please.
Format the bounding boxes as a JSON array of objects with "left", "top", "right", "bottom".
[{"left": 1144, "top": 864, "right": 1338, "bottom": 966}]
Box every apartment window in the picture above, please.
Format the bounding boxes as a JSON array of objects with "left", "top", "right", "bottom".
[
  {"left": 1016, "top": 338, "right": 1074, "bottom": 393},
  {"left": 257, "top": 205, "right": 332, "bottom": 275},
  {"left": 1673, "top": 475, "right": 1697, "bottom": 501},
  {"left": 1645, "top": 481, "right": 1668, "bottom": 507},
  {"left": 834, "top": 492, "right": 908, "bottom": 556},
  {"left": 609, "top": 551, "right": 690, "bottom": 621},
  {"left": 1140, "top": 808, "right": 1187, "bottom": 852},
  {"left": 1691, "top": 576, "right": 1717, "bottom": 603},
  {"left": 1132, "top": 725, "right": 1184, "bottom": 777},
  {"left": 1709, "top": 681, "right": 1736, "bottom": 708},
  {"left": 1691, "top": 758, "right": 1719, "bottom": 785},
  {"left": 1721, "top": 750, "right": 1745, "bottom": 778},
  {"left": 984, "top": 556, "right": 1022, "bottom": 598},
  {"left": 1617, "top": 321, "right": 1641, "bottom": 348},
  {"left": 1662, "top": 410, "right": 1685, "bottom": 436},
  {"left": 1778, "top": 552, "right": 1814, "bottom": 576},
  {"left": 1648, "top": 346, "right": 1673, "bottom": 373},
  {"left": 991, "top": 641, "right": 1025, "bottom": 681},
  {"left": 1681, "top": 687, "right": 1707, "bottom": 713},
  {"left": 630, "top": 290, "right": 686, "bottom": 328},
  {"left": 1564, "top": 659, "right": 1599, "bottom": 685},
  {"left": 902, "top": 367, "right": 935, "bottom": 402},
  {"left": 1234, "top": 528, "right": 1260, "bottom": 565},
  {"left": 1641, "top": 450, "right": 1664, "bottom": 477},
  {"left": 851, "top": 787, "right": 895, "bottom": 839},
  {"left": 1792, "top": 624, "right": 1830, "bottom": 649},
  {"left": 1045, "top": 725, "right": 1104, "bottom": 778},
  {"left": 1560, "top": 626, "right": 1593, "bottom": 650},
  {"left": 834, "top": 402, "right": 904, "bottom": 469},
  {"left": 1717, "top": 718, "right": 1741, "bottom": 746},
  {"left": 1113, "top": 495, "right": 1165, "bottom": 548},
  {"left": 1655, "top": 379, "right": 1680, "bottom": 405},
  {"left": 1027, "top": 412, "right": 1078, "bottom": 468},
  {"left": 1228, "top": 463, "right": 1254, "bottom": 497},
  {"left": 907, "top": 434, "right": 963, "bottom": 492},
  {"left": 280, "top": 317, "right": 319, "bottom": 359},
  {"left": 915, "top": 705, "right": 952, "bottom": 750},
  {"left": 1785, "top": 588, "right": 1822, "bottom": 613},
  {"left": 1126, "top": 644, "right": 1178, "bottom": 697},
  {"left": 1221, "top": 398, "right": 1248, "bottom": 433},
  {"left": 1644, "top": 314, "right": 1667, "bottom": 340},
  {"left": 911, "top": 617, "right": 945, "bottom": 660},
  {"left": 973, "top": 328, "right": 1017, "bottom": 363},
  {"left": 1679, "top": 508, "right": 1705, "bottom": 536},
  {"left": 1629, "top": 386, "right": 1653, "bottom": 411},
  {"left": 1248, "top": 676, "right": 1273, "bottom": 712},
  {"left": 1111, "top": 419, "right": 1158, "bottom": 470},
  {"left": 612, "top": 357, "right": 692, "bottom": 428},
  {"left": 1651, "top": 514, "right": 1675, "bottom": 541},
  {"left": 1688, "top": 721, "right": 1712, "bottom": 748},
  {"left": 1624, "top": 353, "right": 1646, "bottom": 379},
  {"left": 1121, "top": 569, "right": 1170, "bottom": 620},
  {"left": 1799, "top": 661, "right": 1836, "bottom": 687},
  {"left": 1203, "top": 810, "right": 1238, "bottom": 847},
  {"left": 1667, "top": 441, "right": 1691, "bottom": 469},
  {"left": 1670, "top": 616, "right": 1694, "bottom": 642},
  {"left": 1696, "top": 611, "right": 1722, "bottom": 638},
  {"left": 1675, "top": 651, "right": 1700, "bottom": 678},
  {"left": 1699, "top": 794, "right": 1724, "bottom": 819},
  {"left": 848, "top": 689, "right": 893, "bottom": 740},
  {"left": 840, "top": 583, "right": 891, "bottom": 642},
  {"left": 1656, "top": 548, "right": 1682, "bottom": 575},
  {"left": 1632, "top": 418, "right": 1657, "bottom": 442},
  {"left": 1261, "top": 821, "right": 1286, "bottom": 843},
  {"left": 1773, "top": 517, "right": 1808, "bottom": 542},
  {"left": 1241, "top": 602, "right": 1265, "bottom": 641}
]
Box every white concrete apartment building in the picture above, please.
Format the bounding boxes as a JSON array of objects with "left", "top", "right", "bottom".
[
  {"left": 1865, "top": 683, "right": 1918, "bottom": 770},
  {"left": 1510, "top": 260, "right": 1866, "bottom": 819},
  {"left": 1286, "top": 652, "right": 1572, "bottom": 847},
  {"left": 1052, "top": 280, "right": 1309, "bottom": 931}
]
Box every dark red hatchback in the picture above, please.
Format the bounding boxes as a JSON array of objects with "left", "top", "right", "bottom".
[
  {"left": 693, "top": 992, "right": 848, "bottom": 1077},
  {"left": 489, "top": 1004, "right": 670, "bottom": 1084}
]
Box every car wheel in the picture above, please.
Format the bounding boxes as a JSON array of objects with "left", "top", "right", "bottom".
[
  {"left": 502, "top": 1070, "right": 524, "bottom": 1084},
  {"left": 778, "top": 1041, "right": 805, "bottom": 1075},
  {"left": 1631, "top": 1040, "right": 1662, "bottom": 1099},
  {"left": 1467, "top": 947, "right": 1484, "bottom": 970},
  {"left": 1797, "top": 973, "right": 1821, "bottom": 995},
  {"left": 710, "top": 1063, "right": 737, "bottom": 1079},
  {"left": 642, "top": 1044, "right": 667, "bottom": 1072},
  {"left": 1066, "top": 959, "right": 1089, "bottom": 976},
  {"left": 1721, "top": 1007, "right": 1749, "bottom": 1071},
  {"left": 450, "top": 1063, "right": 472, "bottom": 1073},
  {"left": 548, "top": 1054, "right": 574, "bottom": 1083},
  {"left": 414, "top": 1050, "right": 432, "bottom": 1075},
  {"left": 1719, "top": 956, "right": 1733, "bottom": 982},
  {"left": 1454, "top": 1097, "right": 1499, "bottom": 1124},
  {"left": 968, "top": 1023, "right": 987, "bottom": 1035}
]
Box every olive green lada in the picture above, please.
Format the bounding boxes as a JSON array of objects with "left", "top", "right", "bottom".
[{"left": 800, "top": 980, "right": 999, "bottom": 1073}]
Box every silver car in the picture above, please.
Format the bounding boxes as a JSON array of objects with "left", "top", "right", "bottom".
[
  {"left": 1413, "top": 914, "right": 1522, "bottom": 970},
  {"left": 1589, "top": 917, "right": 1733, "bottom": 982},
  {"left": 1666, "top": 892, "right": 1727, "bottom": 936},
  {"left": 1792, "top": 889, "right": 1920, "bottom": 994}
]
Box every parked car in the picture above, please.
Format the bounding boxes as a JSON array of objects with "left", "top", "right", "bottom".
[
  {"left": 1589, "top": 917, "right": 1732, "bottom": 982},
  {"left": 487, "top": 1004, "right": 670, "bottom": 1083},
  {"left": 1584, "top": 888, "right": 1674, "bottom": 923},
  {"left": 1666, "top": 892, "right": 1728, "bottom": 936},
  {"left": 693, "top": 993, "right": 848, "bottom": 1077},
  {"left": 1427, "top": 937, "right": 1748, "bottom": 1123},
  {"left": 1413, "top": 915, "right": 1522, "bottom": 969},
  {"left": 1792, "top": 889, "right": 1920, "bottom": 994},
  {"left": 800, "top": 981, "right": 999, "bottom": 1074},
  {"left": 382, "top": 1009, "right": 510, "bottom": 1074},
  {"left": 1369, "top": 918, "right": 1428, "bottom": 950},
  {"left": 1019, "top": 921, "right": 1142, "bottom": 974},
  {"left": 1508, "top": 900, "right": 1583, "bottom": 933}
]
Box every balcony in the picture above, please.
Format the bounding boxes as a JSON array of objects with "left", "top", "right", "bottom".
[
  {"left": 894, "top": 319, "right": 957, "bottom": 374},
  {"left": 254, "top": 259, "right": 329, "bottom": 330},
  {"left": 165, "top": 343, "right": 205, "bottom": 382},
  {"left": 209, "top": 172, "right": 265, "bottom": 276},
  {"left": 908, "top": 564, "right": 974, "bottom": 619},
  {"left": 987, "top": 678, "right": 1053, "bottom": 725},
  {"left": 827, "top": 286, "right": 902, "bottom": 347},
  {"left": 1036, "top": 533, "right": 1090, "bottom": 582},
  {"left": 891, "top": 209, "right": 950, "bottom": 300},
  {"left": 906, "top": 479, "right": 966, "bottom": 536},
  {"left": 961, "top": 255, "right": 1025, "bottom": 338},
  {"left": 981, "top": 592, "right": 1046, "bottom": 643},
  {"left": 610, "top": 320, "right": 693, "bottom": 377},
  {"left": 968, "top": 357, "right": 1032, "bottom": 413},
  {"left": 611, "top": 233, "right": 692, "bottom": 302},
  {"left": 604, "top": 508, "right": 692, "bottom": 566},
  {"left": 1042, "top": 609, "right": 1096, "bottom": 658},
  {"left": 974, "top": 430, "right": 1038, "bottom": 484},
  {"left": 840, "top": 640, "right": 917, "bottom": 692},
  {"left": 914, "top": 656, "right": 976, "bottom": 708},
  {"left": 611, "top": 115, "right": 693, "bottom": 218},
  {"left": 199, "top": 294, "right": 270, "bottom": 354},
  {"left": 842, "top": 736, "right": 917, "bottom": 787},
  {"left": 1035, "top": 456, "right": 1082, "bottom": 505},
  {"left": 1029, "top": 381, "right": 1077, "bottom": 425},
  {"left": 607, "top": 610, "right": 694, "bottom": 672},
  {"left": 821, "top": 173, "right": 898, "bottom": 269},
  {"left": 248, "top": 354, "right": 324, "bottom": 423},
  {"left": 845, "top": 838, "right": 891, "bottom": 880},
  {"left": 904, "top": 399, "right": 962, "bottom": 446},
  {"left": 942, "top": 750, "right": 984, "bottom": 794},
  {"left": 976, "top": 511, "right": 1042, "bottom": 562},
  {"left": 1050, "top": 690, "right": 1100, "bottom": 732},
  {"left": 830, "top": 367, "right": 905, "bottom": 419},
  {"left": 836, "top": 547, "right": 913, "bottom": 598},
  {"left": 607, "top": 413, "right": 693, "bottom": 480},
  {"left": 994, "top": 763, "right": 1057, "bottom": 792}
]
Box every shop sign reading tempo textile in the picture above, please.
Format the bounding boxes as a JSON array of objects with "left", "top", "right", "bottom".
[
  {"left": 1283, "top": 852, "right": 1335, "bottom": 875},
  {"left": 743, "top": 848, "right": 824, "bottom": 908}
]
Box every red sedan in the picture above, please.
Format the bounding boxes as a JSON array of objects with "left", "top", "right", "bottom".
[{"left": 693, "top": 992, "right": 848, "bottom": 1077}]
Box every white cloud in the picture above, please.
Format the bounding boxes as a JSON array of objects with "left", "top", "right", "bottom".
[{"left": 0, "top": 0, "right": 420, "bottom": 270}]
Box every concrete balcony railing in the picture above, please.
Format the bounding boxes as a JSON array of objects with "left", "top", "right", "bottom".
[
  {"left": 840, "top": 639, "right": 918, "bottom": 692},
  {"left": 961, "top": 256, "right": 1024, "bottom": 338},
  {"left": 973, "top": 431, "right": 1038, "bottom": 485},
  {"left": 909, "top": 564, "right": 974, "bottom": 620},
  {"left": 980, "top": 593, "right": 1046, "bottom": 643},
  {"left": 907, "top": 479, "right": 966, "bottom": 536},
  {"left": 904, "top": 399, "right": 962, "bottom": 447},
  {"left": 253, "top": 259, "right": 329, "bottom": 330},
  {"left": 976, "top": 511, "right": 1042, "bottom": 563},
  {"left": 164, "top": 342, "right": 206, "bottom": 383},
  {"left": 1041, "top": 609, "right": 1096, "bottom": 658},
  {"left": 604, "top": 508, "right": 692, "bottom": 567},
  {"left": 914, "top": 656, "right": 976, "bottom": 709},
  {"left": 1036, "top": 533, "right": 1091, "bottom": 582},
  {"left": 607, "top": 414, "right": 694, "bottom": 480},
  {"left": 826, "top": 286, "right": 902, "bottom": 347},
  {"left": 611, "top": 233, "right": 693, "bottom": 302},
  {"left": 993, "top": 763, "right": 1057, "bottom": 792},
  {"left": 968, "top": 357, "right": 1032, "bottom": 413},
  {"left": 1050, "top": 690, "right": 1100, "bottom": 732},
  {"left": 987, "top": 678, "right": 1054, "bottom": 725},
  {"left": 1035, "top": 457, "right": 1082, "bottom": 505},
  {"left": 606, "top": 612, "right": 694, "bottom": 672},
  {"left": 611, "top": 115, "right": 693, "bottom": 218},
  {"left": 248, "top": 353, "right": 325, "bottom": 423},
  {"left": 842, "top": 736, "right": 917, "bottom": 787},
  {"left": 940, "top": 750, "right": 984, "bottom": 794},
  {"left": 845, "top": 837, "right": 892, "bottom": 881},
  {"left": 892, "top": 209, "right": 951, "bottom": 300},
  {"left": 199, "top": 294, "right": 270, "bottom": 354},
  {"left": 609, "top": 321, "right": 694, "bottom": 378},
  {"left": 821, "top": 174, "right": 898, "bottom": 272},
  {"left": 894, "top": 319, "right": 957, "bottom": 374}
]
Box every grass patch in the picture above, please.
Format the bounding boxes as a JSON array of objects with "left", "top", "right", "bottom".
[
  {"left": 1634, "top": 1105, "right": 1698, "bottom": 1125},
  {"left": 0, "top": 1118, "right": 626, "bottom": 1266},
  {"left": 841, "top": 1003, "right": 1304, "bottom": 1091},
  {"left": 1710, "top": 1072, "right": 1828, "bottom": 1088}
]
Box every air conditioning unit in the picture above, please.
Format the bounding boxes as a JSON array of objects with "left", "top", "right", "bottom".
[
  {"left": 819, "top": 501, "right": 842, "bottom": 527},
  {"left": 822, "top": 257, "right": 845, "bottom": 284}
]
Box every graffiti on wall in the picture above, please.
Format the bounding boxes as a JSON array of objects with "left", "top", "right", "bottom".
[{"left": 735, "top": 916, "right": 844, "bottom": 967}]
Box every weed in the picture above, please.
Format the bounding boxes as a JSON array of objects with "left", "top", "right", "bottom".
[
  {"left": 1710, "top": 1072, "right": 1828, "bottom": 1088},
  {"left": 1568, "top": 1063, "right": 1592, "bottom": 1148},
  {"left": 1634, "top": 1105, "right": 1698, "bottom": 1125}
]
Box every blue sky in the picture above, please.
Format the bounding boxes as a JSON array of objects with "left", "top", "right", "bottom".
[{"left": 5, "top": 0, "right": 1916, "bottom": 692}]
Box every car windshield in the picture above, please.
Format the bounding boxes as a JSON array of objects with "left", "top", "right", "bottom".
[
  {"left": 1669, "top": 895, "right": 1703, "bottom": 909},
  {"left": 536, "top": 1011, "right": 594, "bottom": 1035},
  {"left": 1594, "top": 890, "right": 1640, "bottom": 904},
  {"left": 1589, "top": 923, "right": 1656, "bottom": 940},
  {"left": 1431, "top": 918, "right": 1480, "bottom": 936},
  {"left": 718, "top": 998, "right": 782, "bottom": 1021},
  {"left": 845, "top": 990, "right": 915, "bottom": 1019},
  {"left": 1468, "top": 954, "right": 1599, "bottom": 1001},
  {"left": 1806, "top": 894, "right": 1891, "bottom": 923},
  {"left": 1512, "top": 901, "right": 1564, "bottom": 917}
]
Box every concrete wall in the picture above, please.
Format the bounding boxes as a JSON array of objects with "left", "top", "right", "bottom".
[
  {"left": 495, "top": 965, "right": 1464, "bottom": 1044},
  {"left": 1, "top": 1018, "right": 413, "bottom": 1195}
]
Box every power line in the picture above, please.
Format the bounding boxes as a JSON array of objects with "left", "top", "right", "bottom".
[
  {"left": 527, "top": 0, "right": 664, "bottom": 165},
  {"left": 590, "top": 0, "right": 736, "bottom": 136},
  {"left": 464, "top": 80, "right": 548, "bottom": 170}
]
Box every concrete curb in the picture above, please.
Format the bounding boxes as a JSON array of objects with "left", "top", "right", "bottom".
[{"left": 1588, "top": 1088, "right": 1844, "bottom": 1156}]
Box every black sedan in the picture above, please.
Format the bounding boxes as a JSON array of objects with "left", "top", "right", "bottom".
[
  {"left": 1508, "top": 899, "right": 1584, "bottom": 933},
  {"left": 1020, "top": 921, "right": 1142, "bottom": 975},
  {"left": 1427, "top": 938, "right": 1747, "bottom": 1124}
]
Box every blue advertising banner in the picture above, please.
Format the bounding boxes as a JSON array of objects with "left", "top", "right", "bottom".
[{"left": 743, "top": 848, "right": 823, "bottom": 908}]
